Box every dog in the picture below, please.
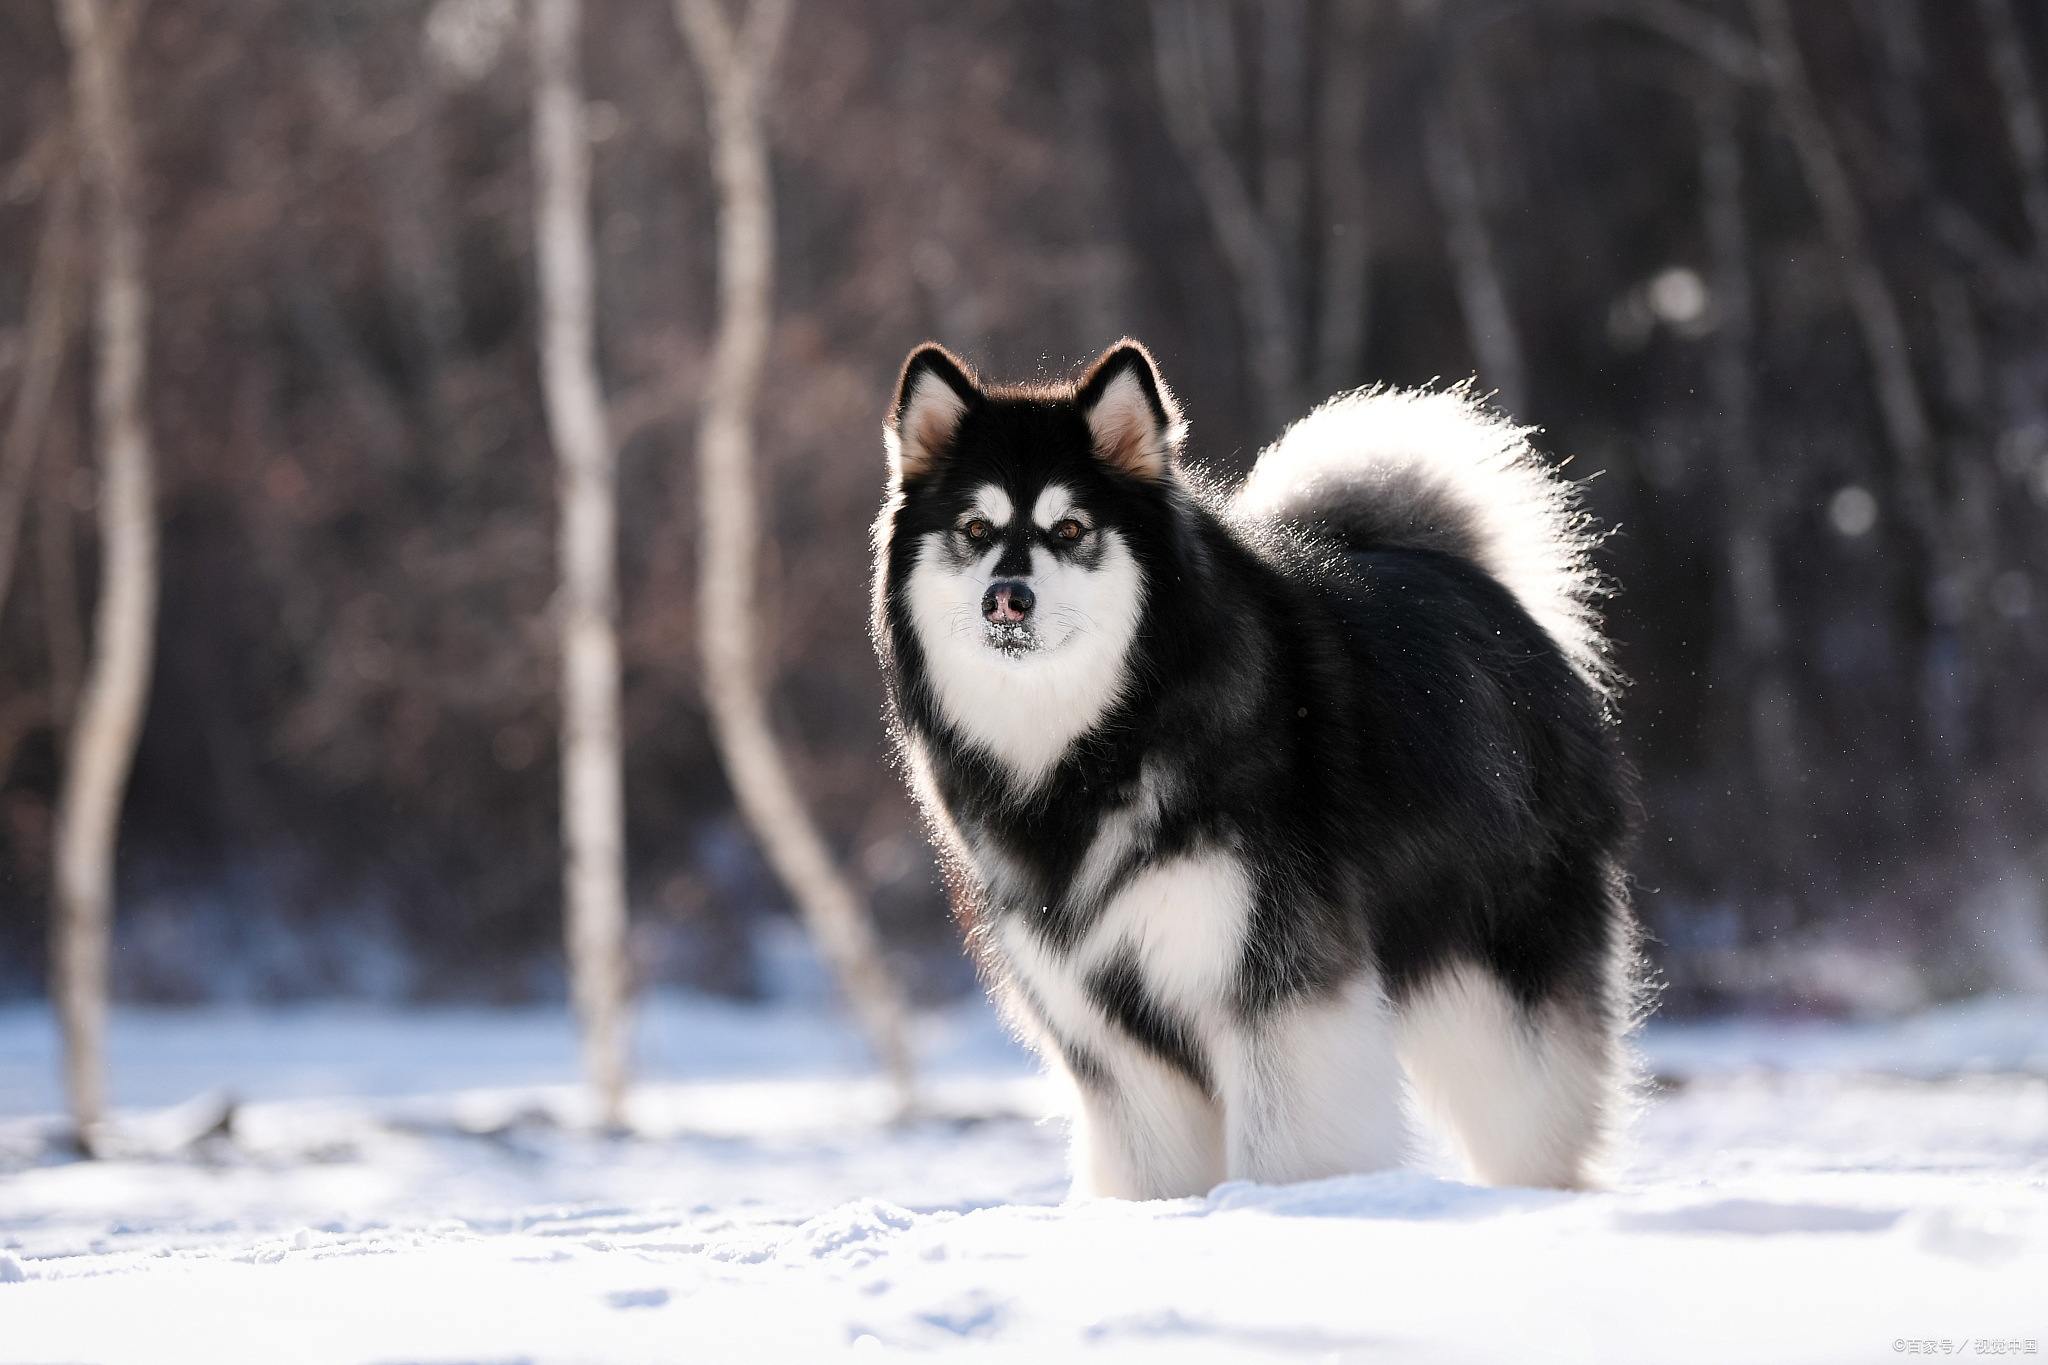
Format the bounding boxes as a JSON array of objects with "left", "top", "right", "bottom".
[{"left": 871, "top": 339, "right": 1638, "bottom": 1198}]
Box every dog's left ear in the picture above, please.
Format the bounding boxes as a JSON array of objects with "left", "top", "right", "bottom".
[{"left": 1076, "top": 340, "right": 1185, "bottom": 482}]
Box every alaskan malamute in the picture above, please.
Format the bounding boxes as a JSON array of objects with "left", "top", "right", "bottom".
[{"left": 872, "top": 340, "right": 1637, "bottom": 1198}]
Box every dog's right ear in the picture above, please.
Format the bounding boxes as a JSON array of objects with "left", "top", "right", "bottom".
[
  {"left": 1075, "top": 340, "right": 1184, "bottom": 482},
  {"left": 886, "top": 344, "right": 979, "bottom": 483}
]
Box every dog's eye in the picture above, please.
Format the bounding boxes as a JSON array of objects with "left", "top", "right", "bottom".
[
  {"left": 963, "top": 519, "right": 991, "bottom": 543},
  {"left": 1053, "top": 519, "right": 1085, "bottom": 542}
]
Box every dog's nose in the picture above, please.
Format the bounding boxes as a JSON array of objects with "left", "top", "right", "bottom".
[{"left": 982, "top": 580, "right": 1035, "bottom": 623}]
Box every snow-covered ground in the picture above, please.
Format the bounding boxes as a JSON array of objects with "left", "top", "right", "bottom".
[{"left": 2, "top": 991, "right": 2045, "bottom": 1364}]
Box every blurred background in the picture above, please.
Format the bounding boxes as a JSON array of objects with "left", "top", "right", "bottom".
[{"left": 1, "top": 0, "right": 2045, "bottom": 1024}]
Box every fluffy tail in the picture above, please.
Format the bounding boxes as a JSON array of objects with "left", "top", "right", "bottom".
[{"left": 1232, "top": 383, "right": 1613, "bottom": 699}]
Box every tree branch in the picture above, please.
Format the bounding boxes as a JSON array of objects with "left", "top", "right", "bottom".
[
  {"left": 0, "top": 153, "right": 82, "bottom": 632},
  {"left": 1747, "top": 0, "right": 1933, "bottom": 493},
  {"left": 1423, "top": 79, "right": 1527, "bottom": 416},
  {"left": 1314, "top": 0, "right": 1374, "bottom": 396},
  {"left": 1975, "top": 0, "right": 2048, "bottom": 258},
  {"left": 1151, "top": 0, "right": 1302, "bottom": 433},
  {"left": 1578, "top": 0, "right": 1767, "bottom": 84}
]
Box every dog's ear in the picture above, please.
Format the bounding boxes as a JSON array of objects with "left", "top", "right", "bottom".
[
  {"left": 886, "top": 344, "right": 979, "bottom": 483},
  {"left": 1075, "top": 340, "right": 1184, "bottom": 482}
]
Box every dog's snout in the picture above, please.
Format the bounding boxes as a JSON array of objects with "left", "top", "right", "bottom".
[{"left": 982, "top": 580, "right": 1035, "bottom": 623}]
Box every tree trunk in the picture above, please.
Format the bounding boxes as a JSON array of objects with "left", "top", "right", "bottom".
[
  {"left": 1975, "top": 0, "right": 2048, "bottom": 259},
  {"left": 675, "top": 0, "right": 915, "bottom": 1114},
  {"left": 1596, "top": 0, "right": 1941, "bottom": 497},
  {"left": 1745, "top": 0, "right": 1974, "bottom": 771},
  {"left": 1423, "top": 81, "right": 1528, "bottom": 417},
  {"left": 0, "top": 154, "right": 81, "bottom": 627},
  {"left": 51, "top": 0, "right": 158, "bottom": 1148},
  {"left": 1056, "top": 0, "right": 1132, "bottom": 349},
  {"left": 40, "top": 400, "right": 86, "bottom": 730},
  {"left": 1602, "top": 0, "right": 1971, "bottom": 765},
  {"left": 1314, "top": 0, "right": 1374, "bottom": 397},
  {"left": 1695, "top": 72, "right": 1804, "bottom": 893},
  {"left": 1258, "top": 0, "right": 1309, "bottom": 254},
  {"left": 1867, "top": 0, "right": 1999, "bottom": 760},
  {"left": 1698, "top": 79, "right": 1780, "bottom": 722},
  {"left": 1151, "top": 0, "right": 1303, "bottom": 434},
  {"left": 1747, "top": 0, "right": 1934, "bottom": 526},
  {"left": 531, "top": 0, "right": 631, "bottom": 1130}
]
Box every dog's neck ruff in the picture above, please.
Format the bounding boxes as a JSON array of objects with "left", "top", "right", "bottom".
[{"left": 905, "top": 525, "right": 1144, "bottom": 790}]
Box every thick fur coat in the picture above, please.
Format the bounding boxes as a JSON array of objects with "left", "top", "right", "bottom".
[{"left": 872, "top": 341, "right": 1638, "bottom": 1198}]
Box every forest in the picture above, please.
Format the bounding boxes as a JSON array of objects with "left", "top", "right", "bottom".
[{"left": 1, "top": 0, "right": 2045, "bottom": 1020}]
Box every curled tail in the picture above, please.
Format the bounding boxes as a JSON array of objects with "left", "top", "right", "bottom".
[{"left": 1232, "top": 383, "right": 1614, "bottom": 700}]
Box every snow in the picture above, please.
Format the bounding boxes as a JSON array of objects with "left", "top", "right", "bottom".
[{"left": 2, "top": 992, "right": 2045, "bottom": 1364}]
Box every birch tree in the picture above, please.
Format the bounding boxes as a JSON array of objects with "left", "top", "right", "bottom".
[
  {"left": 51, "top": 0, "right": 158, "bottom": 1147},
  {"left": 531, "top": 0, "right": 631, "bottom": 1129},
  {"left": 673, "top": 0, "right": 915, "bottom": 1111}
]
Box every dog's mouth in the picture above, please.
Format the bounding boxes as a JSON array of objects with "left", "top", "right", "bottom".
[{"left": 982, "top": 620, "right": 1038, "bottom": 657}]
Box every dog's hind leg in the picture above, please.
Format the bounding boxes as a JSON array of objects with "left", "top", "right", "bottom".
[
  {"left": 1215, "top": 974, "right": 1410, "bottom": 1186},
  {"left": 1394, "top": 962, "right": 1628, "bottom": 1190}
]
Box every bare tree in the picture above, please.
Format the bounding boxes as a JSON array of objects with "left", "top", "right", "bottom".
[
  {"left": 1976, "top": 0, "right": 2048, "bottom": 259},
  {"left": 1864, "top": 0, "right": 1987, "bottom": 417},
  {"left": 0, "top": 151, "right": 81, "bottom": 627},
  {"left": 1598, "top": 0, "right": 1938, "bottom": 533},
  {"left": 1864, "top": 0, "right": 2001, "bottom": 756},
  {"left": 674, "top": 0, "right": 915, "bottom": 1111},
  {"left": 0, "top": 139, "right": 79, "bottom": 800},
  {"left": 39, "top": 410, "right": 85, "bottom": 731},
  {"left": 51, "top": 0, "right": 158, "bottom": 1146},
  {"left": 1746, "top": 0, "right": 1935, "bottom": 529},
  {"left": 1315, "top": 0, "right": 1376, "bottom": 398},
  {"left": 308, "top": 30, "right": 468, "bottom": 450},
  {"left": 1149, "top": 1, "right": 1381, "bottom": 423},
  {"left": 1423, "top": 76, "right": 1528, "bottom": 417},
  {"left": 1258, "top": 0, "right": 1310, "bottom": 256},
  {"left": 531, "top": 0, "right": 631, "bottom": 1128},
  {"left": 1056, "top": 0, "right": 1134, "bottom": 349},
  {"left": 1151, "top": 0, "right": 1305, "bottom": 432},
  {"left": 1694, "top": 73, "right": 1802, "bottom": 846},
  {"left": 1593, "top": 0, "right": 1963, "bottom": 765}
]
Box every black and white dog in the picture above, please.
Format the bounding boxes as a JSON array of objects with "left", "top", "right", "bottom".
[{"left": 872, "top": 340, "right": 1638, "bottom": 1198}]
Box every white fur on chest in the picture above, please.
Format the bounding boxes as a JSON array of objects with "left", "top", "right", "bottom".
[
  {"left": 904, "top": 527, "right": 1144, "bottom": 789},
  {"left": 996, "top": 848, "right": 1252, "bottom": 1052}
]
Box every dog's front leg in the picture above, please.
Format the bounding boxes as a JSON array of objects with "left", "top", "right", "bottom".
[
  {"left": 1216, "top": 975, "right": 1409, "bottom": 1186},
  {"left": 1066, "top": 1047, "right": 1224, "bottom": 1201}
]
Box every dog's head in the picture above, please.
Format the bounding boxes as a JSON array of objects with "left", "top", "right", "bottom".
[{"left": 876, "top": 340, "right": 1187, "bottom": 784}]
